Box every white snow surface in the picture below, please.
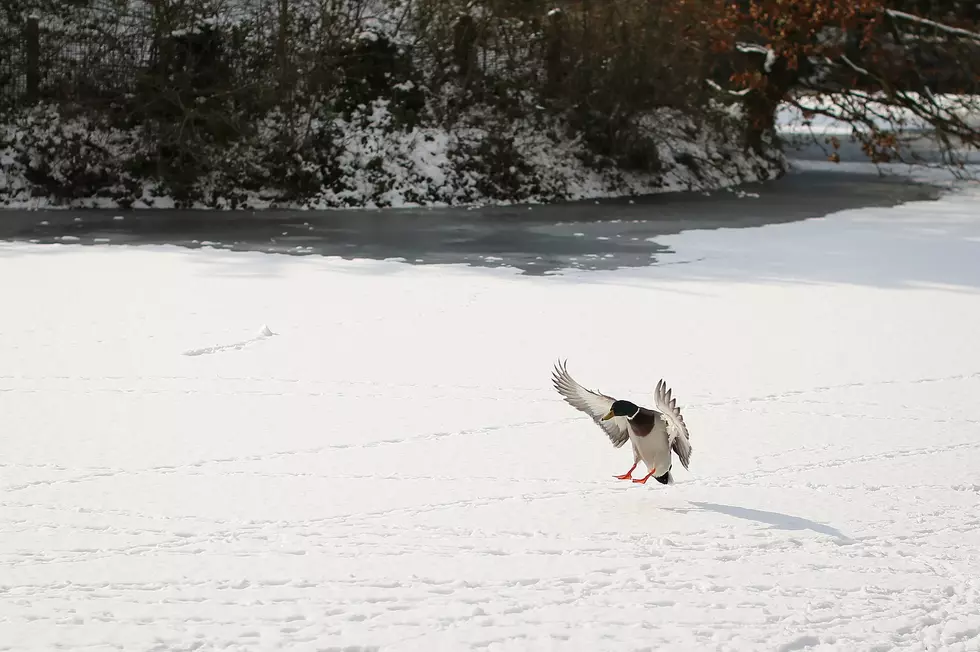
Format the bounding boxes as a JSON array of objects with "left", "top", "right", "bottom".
[
  {"left": 3, "top": 184, "right": 980, "bottom": 650},
  {"left": 777, "top": 92, "right": 980, "bottom": 136}
]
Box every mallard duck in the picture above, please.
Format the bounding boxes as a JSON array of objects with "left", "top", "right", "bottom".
[{"left": 551, "top": 360, "right": 692, "bottom": 484}]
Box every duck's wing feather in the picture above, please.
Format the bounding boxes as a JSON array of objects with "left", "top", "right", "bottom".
[
  {"left": 654, "top": 379, "right": 692, "bottom": 470},
  {"left": 552, "top": 360, "right": 630, "bottom": 448}
]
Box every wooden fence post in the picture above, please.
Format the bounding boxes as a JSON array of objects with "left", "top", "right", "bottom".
[
  {"left": 277, "top": 0, "right": 291, "bottom": 94},
  {"left": 453, "top": 14, "right": 476, "bottom": 85},
  {"left": 25, "top": 16, "right": 39, "bottom": 103},
  {"left": 545, "top": 10, "right": 566, "bottom": 97}
]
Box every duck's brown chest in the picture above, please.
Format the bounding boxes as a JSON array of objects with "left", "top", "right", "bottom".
[{"left": 628, "top": 410, "right": 657, "bottom": 437}]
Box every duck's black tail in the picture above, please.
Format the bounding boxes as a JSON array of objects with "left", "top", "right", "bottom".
[{"left": 655, "top": 465, "right": 673, "bottom": 485}]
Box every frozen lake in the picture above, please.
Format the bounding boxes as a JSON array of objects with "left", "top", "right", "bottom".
[{"left": 2, "top": 159, "right": 979, "bottom": 651}]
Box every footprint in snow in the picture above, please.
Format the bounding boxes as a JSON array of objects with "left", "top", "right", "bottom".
[{"left": 182, "top": 325, "right": 277, "bottom": 357}]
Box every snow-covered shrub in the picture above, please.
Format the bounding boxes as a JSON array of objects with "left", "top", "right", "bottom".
[
  {"left": 0, "top": 92, "right": 783, "bottom": 209},
  {"left": 0, "top": 105, "right": 147, "bottom": 207}
]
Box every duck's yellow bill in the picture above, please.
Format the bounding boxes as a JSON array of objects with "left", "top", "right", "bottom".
[{"left": 601, "top": 410, "right": 614, "bottom": 421}]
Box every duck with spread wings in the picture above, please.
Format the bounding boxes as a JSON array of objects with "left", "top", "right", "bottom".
[{"left": 551, "top": 360, "right": 692, "bottom": 485}]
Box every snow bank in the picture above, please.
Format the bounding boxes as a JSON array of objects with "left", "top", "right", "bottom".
[{"left": 0, "top": 99, "right": 782, "bottom": 210}]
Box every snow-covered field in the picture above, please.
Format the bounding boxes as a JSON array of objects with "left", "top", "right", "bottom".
[{"left": 3, "top": 182, "right": 980, "bottom": 651}]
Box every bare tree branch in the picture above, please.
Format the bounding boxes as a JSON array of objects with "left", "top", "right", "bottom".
[{"left": 885, "top": 9, "right": 980, "bottom": 43}]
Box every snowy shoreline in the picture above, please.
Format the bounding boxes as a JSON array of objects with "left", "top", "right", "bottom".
[
  {"left": 0, "top": 101, "right": 784, "bottom": 211},
  {"left": 4, "top": 92, "right": 977, "bottom": 212}
]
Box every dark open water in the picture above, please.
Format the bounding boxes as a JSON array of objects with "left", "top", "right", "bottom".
[{"left": 0, "top": 167, "right": 942, "bottom": 275}]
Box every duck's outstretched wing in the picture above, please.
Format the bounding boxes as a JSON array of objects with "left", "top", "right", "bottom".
[
  {"left": 551, "top": 360, "right": 630, "bottom": 448},
  {"left": 654, "top": 379, "right": 692, "bottom": 470}
]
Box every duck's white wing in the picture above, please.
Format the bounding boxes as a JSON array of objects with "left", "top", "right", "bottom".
[
  {"left": 552, "top": 360, "right": 630, "bottom": 448},
  {"left": 654, "top": 379, "right": 692, "bottom": 470}
]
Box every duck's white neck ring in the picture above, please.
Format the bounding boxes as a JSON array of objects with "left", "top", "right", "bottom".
[{"left": 627, "top": 407, "right": 641, "bottom": 420}]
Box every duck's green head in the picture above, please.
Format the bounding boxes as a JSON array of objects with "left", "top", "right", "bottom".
[{"left": 602, "top": 400, "right": 639, "bottom": 420}]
